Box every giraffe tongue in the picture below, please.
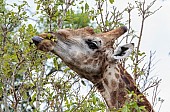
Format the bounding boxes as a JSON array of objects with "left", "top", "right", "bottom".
[{"left": 32, "top": 36, "right": 44, "bottom": 45}]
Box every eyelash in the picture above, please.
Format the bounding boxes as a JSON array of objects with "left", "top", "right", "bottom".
[{"left": 85, "top": 39, "right": 99, "bottom": 50}]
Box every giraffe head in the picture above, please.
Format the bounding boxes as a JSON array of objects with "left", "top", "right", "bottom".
[
  {"left": 32, "top": 26, "right": 134, "bottom": 82},
  {"left": 32, "top": 27, "right": 155, "bottom": 112}
]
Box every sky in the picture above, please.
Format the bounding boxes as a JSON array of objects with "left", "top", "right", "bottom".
[
  {"left": 6, "top": 0, "right": 170, "bottom": 111},
  {"left": 142, "top": 1, "right": 170, "bottom": 112}
]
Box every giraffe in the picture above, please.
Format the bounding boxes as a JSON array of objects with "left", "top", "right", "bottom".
[{"left": 32, "top": 26, "right": 154, "bottom": 112}]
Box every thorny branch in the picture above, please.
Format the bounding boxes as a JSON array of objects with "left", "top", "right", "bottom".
[
  {"left": 39, "top": 0, "right": 75, "bottom": 31},
  {"left": 135, "top": 51, "right": 162, "bottom": 110},
  {"left": 59, "top": 0, "right": 75, "bottom": 29},
  {"left": 95, "top": 0, "right": 124, "bottom": 32},
  {"left": 123, "top": 0, "right": 163, "bottom": 110},
  {"left": 134, "top": 0, "right": 162, "bottom": 81}
]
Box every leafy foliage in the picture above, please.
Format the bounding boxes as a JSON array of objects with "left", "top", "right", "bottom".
[
  {"left": 120, "top": 91, "right": 146, "bottom": 112},
  {"left": 0, "top": 0, "right": 105, "bottom": 111}
]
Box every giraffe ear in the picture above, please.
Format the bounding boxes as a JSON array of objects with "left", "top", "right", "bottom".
[
  {"left": 100, "top": 26, "right": 127, "bottom": 41},
  {"left": 113, "top": 43, "right": 134, "bottom": 60}
]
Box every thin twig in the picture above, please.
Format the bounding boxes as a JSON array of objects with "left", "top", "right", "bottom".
[{"left": 72, "top": 85, "right": 95, "bottom": 112}]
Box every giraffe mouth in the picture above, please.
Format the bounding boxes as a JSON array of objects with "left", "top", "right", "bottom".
[
  {"left": 32, "top": 32, "right": 57, "bottom": 45},
  {"left": 32, "top": 35, "right": 57, "bottom": 52},
  {"left": 32, "top": 36, "right": 44, "bottom": 45}
]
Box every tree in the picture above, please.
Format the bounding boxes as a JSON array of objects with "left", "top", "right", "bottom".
[{"left": 0, "top": 0, "right": 163, "bottom": 111}]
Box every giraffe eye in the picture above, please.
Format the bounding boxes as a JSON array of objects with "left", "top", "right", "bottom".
[{"left": 85, "top": 39, "right": 99, "bottom": 50}]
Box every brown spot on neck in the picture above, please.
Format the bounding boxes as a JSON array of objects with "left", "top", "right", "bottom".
[
  {"left": 115, "top": 67, "right": 120, "bottom": 72},
  {"left": 115, "top": 73, "right": 120, "bottom": 79},
  {"left": 110, "top": 91, "right": 118, "bottom": 107},
  {"left": 111, "top": 80, "right": 117, "bottom": 88},
  {"left": 118, "top": 81, "right": 125, "bottom": 89},
  {"left": 108, "top": 72, "right": 111, "bottom": 75},
  {"left": 117, "top": 91, "right": 126, "bottom": 107},
  {"left": 95, "top": 81, "right": 105, "bottom": 92},
  {"left": 103, "top": 78, "right": 109, "bottom": 86}
]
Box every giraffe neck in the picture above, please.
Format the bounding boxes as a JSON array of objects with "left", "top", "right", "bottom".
[
  {"left": 95, "top": 63, "right": 154, "bottom": 112},
  {"left": 95, "top": 63, "right": 126, "bottom": 109}
]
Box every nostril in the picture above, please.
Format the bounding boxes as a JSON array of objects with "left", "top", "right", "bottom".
[{"left": 32, "top": 36, "right": 44, "bottom": 45}]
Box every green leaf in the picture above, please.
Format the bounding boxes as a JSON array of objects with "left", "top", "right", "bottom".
[
  {"left": 79, "top": 1, "right": 84, "bottom": 4},
  {"left": 53, "top": 58, "right": 58, "bottom": 70},
  {"left": 36, "top": 4, "right": 40, "bottom": 10},
  {"left": 23, "top": 11, "right": 27, "bottom": 15},
  {"left": 13, "top": 3, "right": 17, "bottom": 6},
  {"left": 109, "top": 0, "right": 114, "bottom": 4},
  {"left": 28, "top": 24, "right": 33, "bottom": 31},
  {"left": 23, "top": 92, "right": 28, "bottom": 100},
  {"left": 64, "top": 67, "right": 70, "bottom": 73},
  {"left": 105, "top": 20, "right": 109, "bottom": 26},
  {"left": 85, "top": 3, "right": 89, "bottom": 11},
  {"left": 93, "top": 97, "right": 96, "bottom": 105},
  {"left": 121, "top": 105, "right": 129, "bottom": 112},
  {"left": 0, "top": 82, "right": 3, "bottom": 93},
  {"left": 139, "top": 106, "right": 146, "bottom": 111}
]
